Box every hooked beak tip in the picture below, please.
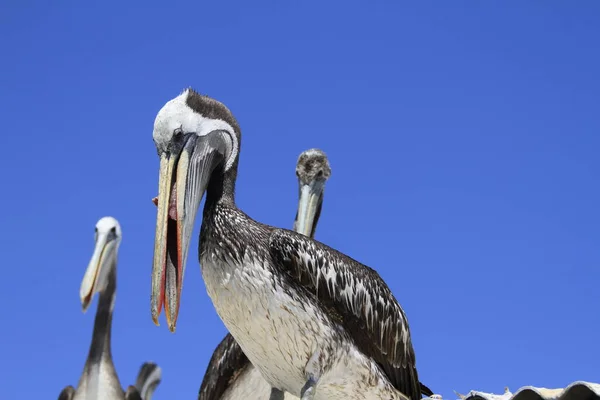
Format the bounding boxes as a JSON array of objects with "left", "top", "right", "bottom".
[
  {"left": 164, "top": 303, "right": 177, "bottom": 333},
  {"left": 80, "top": 290, "right": 93, "bottom": 313},
  {"left": 151, "top": 299, "right": 162, "bottom": 326}
]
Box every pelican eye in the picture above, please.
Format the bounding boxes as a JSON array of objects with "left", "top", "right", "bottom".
[{"left": 167, "top": 127, "right": 188, "bottom": 154}]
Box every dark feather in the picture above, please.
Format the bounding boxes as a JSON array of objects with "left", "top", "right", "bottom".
[
  {"left": 198, "top": 333, "right": 251, "bottom": 400},
  {"left": 58, "top": 386, "right": 75, "bottom": 400},
  {"left": 420, "top": 382, "right": 434, "bottom": 397}
]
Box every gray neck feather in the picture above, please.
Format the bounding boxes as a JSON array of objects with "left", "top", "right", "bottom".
[
  {"left": 86, "top": 266, "right": 116, "bottom": 367},
  {"left": 205, "top": 161, "right": 238, "bottom": 212}
]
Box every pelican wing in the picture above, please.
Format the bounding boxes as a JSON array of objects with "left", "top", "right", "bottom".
[
  {"left": 124, "top": 386, "right": 143, "bottom": 400},
  {"left": 269, "top": 229, "right": 421, "bottom": 400},
  {"left": 199, "top": 333, "right": 250, "bottom": 400}
]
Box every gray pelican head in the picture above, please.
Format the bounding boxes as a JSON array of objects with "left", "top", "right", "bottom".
[
  {"left": 150, "top": 88, "right": 241, "bottom": 331},
  {"left": 80, "top": 217, "right": 122, "bottom": 312},
  {"left": 294, "top": 148, "right": 331, "bottom": 237}
]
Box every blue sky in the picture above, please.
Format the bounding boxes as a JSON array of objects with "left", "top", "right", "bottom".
[{"left": 1, "top": 1, "right": 599, "bottom": 399}]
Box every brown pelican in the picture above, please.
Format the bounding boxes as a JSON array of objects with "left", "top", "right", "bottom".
[
  {"left": 198, "top": 149, "right": 332, "bottom": 400},
  {"left": 150, "top": 89, "right": 430, "bottom": 400},
  {"left": 59, "top": 217, "right": 162, "bottom": 400}
]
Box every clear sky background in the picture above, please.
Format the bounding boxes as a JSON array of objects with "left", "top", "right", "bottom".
[{"left": 1, "top": 1, "right": 599, "bottom": 399}]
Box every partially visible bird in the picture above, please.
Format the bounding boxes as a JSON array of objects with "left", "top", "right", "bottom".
[
  {"left": 198, "top": 148, "right": 332, "bottom": 400},
  {"left": 58, "top": 217, "right": 162, "bottom": 400}
]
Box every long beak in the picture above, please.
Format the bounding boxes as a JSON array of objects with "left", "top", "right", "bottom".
[
  {"left": 151, "top": 132, "right": 227, "bottom": 332},
  {"left": 80, "top": 232, "right": 116, "bottom": 312},
  {"left": 294, "top": 180, "right": 325, "bottom": 238}
]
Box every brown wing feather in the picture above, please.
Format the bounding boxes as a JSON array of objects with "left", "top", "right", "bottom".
[
  {"left": 269, "top": 228, "right": 422, "bottom": 400},
  {"left": 198, "top": 333, "right": 251, "bottom": 400}
]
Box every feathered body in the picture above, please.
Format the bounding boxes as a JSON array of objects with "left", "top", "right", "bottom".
[
  {"left": 200, "top": 203, "right": 416, "bottom": 400},
  {"left": 68, "top": 269, "right": 130, "bottom": 400}
]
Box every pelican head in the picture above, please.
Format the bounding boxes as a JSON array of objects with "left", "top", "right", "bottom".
[
  {"left": 294, "top": 149, "right": 331, "bottom": 237},
  {"left": 151, "top": 88, "right": 241, "bottom": 331},
  {"left": 80, "top": 217, "right": 122, "bottom": 312}
]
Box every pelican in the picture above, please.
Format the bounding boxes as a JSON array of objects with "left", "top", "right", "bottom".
[
  {"left": 150, "top": 89, "right": 430, "bottom": 400},
  {"left": 198, "top": 149, "right": 332, "bottom": 400},
  {"left": 59, "top": 217, "right": 162, "bottom": 400}
]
